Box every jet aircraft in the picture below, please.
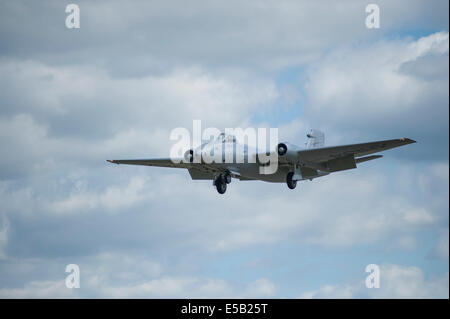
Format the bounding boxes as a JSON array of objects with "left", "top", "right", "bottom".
[{"left": 107, "top": 130, "right": 416, "bottom": 194}]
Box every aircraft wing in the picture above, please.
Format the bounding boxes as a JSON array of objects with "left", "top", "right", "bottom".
[
  {"left": 106, "top": 158, "right": 250, "bottom": 180},
  {"left": 298, "top": 138, "right": 416, "bottom": 164},
  {"left": 107, "top": 158, "right": 190, "bottom": 168}
]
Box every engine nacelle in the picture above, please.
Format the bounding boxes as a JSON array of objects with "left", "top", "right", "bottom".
[{"left": 277, "top": 142, "right": 300, "bottom": 163}]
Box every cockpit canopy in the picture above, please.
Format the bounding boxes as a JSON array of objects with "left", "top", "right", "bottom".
[{"left": 216, "top": 133, "right": 237, "bottom": 144}]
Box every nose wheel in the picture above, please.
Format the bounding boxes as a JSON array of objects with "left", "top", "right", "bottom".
[{"left": 286, "top": 172, "right": 297, "bottom": 189}]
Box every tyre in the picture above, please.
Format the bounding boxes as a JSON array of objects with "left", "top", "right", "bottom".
[
  {"left": 216, "top": 180, "right": 227, "bottom": 194},
  {"left": 286, "top": 172, "right": 297, "bottom": 189}
]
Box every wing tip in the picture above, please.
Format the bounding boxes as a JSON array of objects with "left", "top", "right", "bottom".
[{"left": 400, "top": 138, "right": 417, "bottom": 144}]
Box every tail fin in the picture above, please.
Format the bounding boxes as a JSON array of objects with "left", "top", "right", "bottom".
[{"left": 306, "top": 129, "right": 325, "bottom": 149}]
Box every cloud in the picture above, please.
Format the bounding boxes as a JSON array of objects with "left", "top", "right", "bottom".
[
  {"left": 0, "top": 59, "right": 277, "bottom": 137},
  {"left": 300, "top": 32, "right": 449, "bottom": 159},
  {"left": 2, "top": 160, "right": 446, "bottom": 261},
  {"left": 2, "top": 1, "right": 448, "bottom": 76},
  {"left": 0, "top": 276, "right": 277, "bottom": 299},
  {"left": 304, "top": 31, "right": 448, "bottom": 116},
  {"left": 0, "top": 60, "right": 278, "bottom": 180},
  {"left": 300, "top": 264, "right": 449, "bottom": 298},
  {"left": 49, "top": 177, "right": 148, "bottom": 214},
  {"left": 0, "top": 214, "right": 9, "bottom": 260},
  {"left": 96, "top": 276, "right": 276, "bottom": 298},
  {"left": 300, "top": 284, "right": 356, "bottom": 299},
  {"left": 0, "top": 280, "right": 76, "bottom": 299},
  {"left": 0, "top": 1, "right": 447, "bottom": 299},
  {"left": 0, "top": 251, "right": 277, "bottom": 298},
  {"left": 245, "top": 278, "right": 277, "bottom": 297}
]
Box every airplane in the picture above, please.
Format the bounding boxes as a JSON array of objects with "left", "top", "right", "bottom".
[{"left": 107, "top": 129, "right": 416, "bottom": 194}]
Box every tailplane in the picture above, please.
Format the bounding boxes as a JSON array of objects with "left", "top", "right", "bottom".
[{"left": 306, "top": 129, "right": 325, "bottom": 149}]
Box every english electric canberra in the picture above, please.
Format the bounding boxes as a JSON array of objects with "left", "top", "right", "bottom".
[{"left": 107, "top": 130, "right": 416, "bottom": 194}]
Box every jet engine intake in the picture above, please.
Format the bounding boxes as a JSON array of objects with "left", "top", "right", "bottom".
[{"left": 277, "top": 142, "right": 299, "bottom": 163}]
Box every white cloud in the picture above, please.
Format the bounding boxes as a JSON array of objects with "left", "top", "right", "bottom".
[
  {"left": 49, "top": 177, "right": 149, "bottom": 214},
  {"left": 3, "top": 60, "right": 275, "bottom": 123},
  {"left": 301, "top": 31, "right": 449, "bottom": 146},
  {"left": 300, "top": 284, "right": 356, "bottom": 299},
  {"left": 300, "top": 264, "right": 449, "bottom": 299},
  {"left": 0, "top": 280, "right": 77, "bottom": 299},
  {"left": 370, "top": 265, "right": 449, "bottom": 299},
  {"left": 0, "top": 252, "right": 277, "bottom": 298},
  {"left": 2, "top": 160, "right": 446, "bottom": 253},
  {"left": 0, "top": 59, "right": 277, "bottom": 129},
  {"left": 3, "top": 1, "right": 448, "bottom": 74},
  {"left": 0, "top": 59, "right": 280, "bottom": 180},
  {"left": 4, "top": 276, "right": 277, "bottom": 299},
  {"left": 245, "top": 278, "right": 277, "bottom": 297}
]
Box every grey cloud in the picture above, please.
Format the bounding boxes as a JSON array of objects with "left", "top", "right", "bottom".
[
  {"left": 296, "top": 32, "right": 449, "bottom": 160},
  {"left": 2, "top": 160, "right": 447, "bottom": 263},
  {"left": 0, "top": 251, "right": 277, "bottom": 298},
  {"left": 399, "top": 54, "right": 449, "bottom": 80},
  {"left": 1, "top": 1, "right": 448, "bottom": 76},
  {"left": 0, "top": 0, "right": 447, "bottom": 298}
]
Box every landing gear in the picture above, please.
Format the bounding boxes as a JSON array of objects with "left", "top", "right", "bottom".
[
  {"left": 214, "top": 172, "right": 231, "bottom": 194},
  {"left": 223, "top": 172, "right": 231, "bottom": 184},
  {"left": 215, "top": 179, "right": 227, "bottom": 194},
  {"left": 286, "top": 172, "right": 297, "bottom": 189}
]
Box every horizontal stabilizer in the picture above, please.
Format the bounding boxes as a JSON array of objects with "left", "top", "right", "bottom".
[{"left": 306, "top": 129, "right": 325, "bottom": 149}]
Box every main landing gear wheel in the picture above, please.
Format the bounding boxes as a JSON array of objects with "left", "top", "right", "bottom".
[
  {"left": 215, "top": 172, "right": 231, "bottom": 194},
  {"left": 215, "top": 178, "right": 227, "bottom": 194},
  {"left": 286, "top": 172, "right": 297, "bottom": 190}
]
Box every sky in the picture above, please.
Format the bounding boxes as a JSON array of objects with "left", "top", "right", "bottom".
[{"left": 0, "top": 0, "right": 448, "bottom": 298}]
